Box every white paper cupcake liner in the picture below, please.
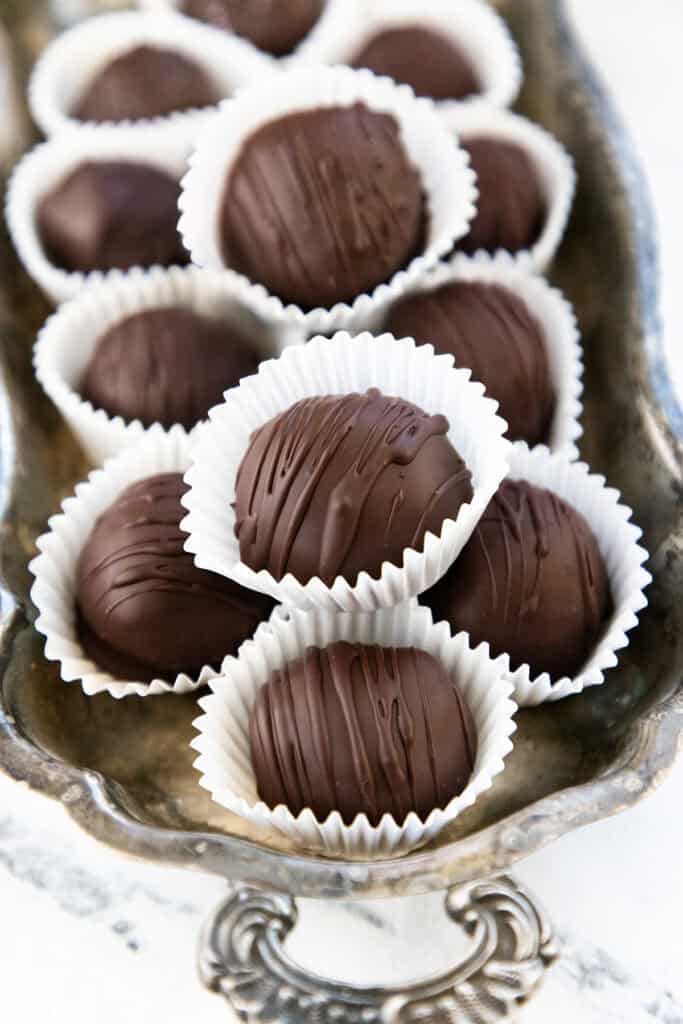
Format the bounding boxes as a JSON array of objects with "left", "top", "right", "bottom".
[
  {"left": 192, "top": 602, "right": 516, "bottom": 858},
  {"left": 6, "top": 126, "right": 195, "bottom": 305},
  {"left": 138, "top": 0, "right": 179, "bottom": 9},
  {"left": 293, "top": 0, "right": 522, "bottom": 112},
  {"left": 181, "top": 331, "right": 511, "bottom": 612},
  {"left": 495, "top": 443, "right": 651, "bottom": 706},
  {"left": 369, "top": 250, "right": 583, "bottom": 457},
  {"left": 441, "top": 106, "right": 576, "bottom": 272},
  {"left": 29, "top": 10, "right": 270, "bottom": 138},
  {"left": 178, "top": 63, "right": 478, "bottom": 334},
  {"left": 33, "top": 264, "right": 302, "bottom": 465},
  {"left": 29, "top": 426, "right": 276, "bottom": 700}
]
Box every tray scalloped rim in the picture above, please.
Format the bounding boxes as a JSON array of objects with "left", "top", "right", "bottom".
[{"left": 1, "top": 0, "right": 682, "bottom": 899}]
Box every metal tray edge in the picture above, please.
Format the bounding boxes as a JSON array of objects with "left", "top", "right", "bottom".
[{"left": 0, "top": 0, "right": 681, "bottom": 899}]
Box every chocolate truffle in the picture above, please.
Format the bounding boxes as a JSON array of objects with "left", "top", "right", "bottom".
[
  {"left": 76, "top": 473, "right": 274, "bottom": 682},
  {"left": 250, "top": 642, "right": 477, "bottom": 825},
  {"left": 422, "top": 480, "right": 611, "bottom": 680},
  {"left": 37, "top": 162, "right": 187, "bottom": 274},
  {"left": 459, "top": 138, "right": 545, "bottom": 254},
  {"left": 351, "top": 25, "right": 479, "bottom": 101},
  {"left": 181, "top": 0, "right": 323, "bottom": 56},
  {"left": 221, "top": 103, "right": 424, "bottom": 309},
  {"left": 73, "top": 45, "right": 219, "bottom": 123},
  {"left": 234, "top": 388, "right": 473, "bottom": 586},
  {"left": 386, "top": 282, "right": 554, "bottom": 445},
  {"left": 80, "top": 308, "right": 261, "bottom": 430}
]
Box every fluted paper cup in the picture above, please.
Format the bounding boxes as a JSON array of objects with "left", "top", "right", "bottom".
[
  {"left": 371, "top": 251, "right": 583, "bottom": 457},
  {"left": 192, "top": 602, "right": 516, "bottom": 858},
  {"left": 34, "top": 264, "right": 300, "bottom": 464},
  {"left": 497, "top": 444, "right": 651, "bottom": 706},
  {"left": 29, "top": 426, "right": 275, "bottom": 699},
  {"left": 29, "top": 10, "right": 269, "bottom": 138},
  {"left": 178, "top": 63, "right": 477, "bottom": 334},
  {"left": 6, "top": 126, "right": 195, "bottom": 304},
  {"left": 294, "top": 0, "right": 522, "bottom": 111},
  {"left": 181, "top": 332, "right": 511, "bottom": 612},
  {"left": 442, "top": 105, "right": 576, "bottom": 271}
]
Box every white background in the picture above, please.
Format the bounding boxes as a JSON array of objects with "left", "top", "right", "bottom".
[{"left": 2, "top": 1, "right": 683, "bottom": 1021}]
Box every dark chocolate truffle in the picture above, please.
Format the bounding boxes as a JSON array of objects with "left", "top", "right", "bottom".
[
  {"left": 73, "top": 45, "right": 219, "bottom": 123},
  {"left": 80, "top": 308, "right": 261, "bottom": 430},
  {"left": 351, "top": 25, "right": 479, "bottom": 101},
  {"left": 459, "top": 138, "right": 545, "bottom": 254},
  {"left": 76, "top": 473, "right": 274, "bottom": 681},
  {"left": 181, "top": 0, "right": 323, "bottom": 56},
  {"left": 250, "top": 642, "right": 477, "bottom": 825},
  {"left": 422, "top": 479, "right": 611, "bottom": 679},
  {"left": 386, "top": 282, "right": 554, "bottom": 445},
  {"left": 221, "top": 103, "right": 424, "bottom": 309},
  {"left": 234, "top": 388, "right": 473, "bottom": 586},
  {"left": 37, "top": 161, "right": 187, "bottom": 274}
]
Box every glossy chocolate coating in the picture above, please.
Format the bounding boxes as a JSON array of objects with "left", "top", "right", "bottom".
[
  {"left": 220, "top": 104, "right": 424, "bottom": 310},
  {"left": 73, "top": 45, "right": 219, "bottom": 123},
  {"left": 250, "top": 642, "right": 477, "bottom": 825},
  {"left": 81, "top": 308, "right": 261, "bottom": 430},
  {"left": 422, "top": 479, "right": 611, "bottom": 680},
  {"left": 386, "top": 281, "right": 554, "bottom": 445},
  {"left": 76, "top": 473, "right": 274, "bottom": 682},
  {"left": 37, "top": 161, "right": 187, "bottom": 274},
  {"left": 351, "top": 25, "right": 479, "bottom": 101},
  {"left": 234, "top": 388, "right": 473, "bottom": 586},
  {"left": 460, "top": 138, "right": 545, "bottom": 254},
  {"left": 181, "top": 0, "right": 323, "bottom": 56}
]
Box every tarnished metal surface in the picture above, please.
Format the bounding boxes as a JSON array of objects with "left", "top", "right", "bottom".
[
  {"left": 0, "top": 0, "right": 681, "bottom": 898},
  {"left": 199, "top": 878, "right": 559, "bottom": 1022}
]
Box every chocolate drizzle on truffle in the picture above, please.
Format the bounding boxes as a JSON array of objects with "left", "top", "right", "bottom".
[
  {"left": 249, "top": 642, "right": 477, "bottom": 825},
  {"left": 73, "top": 45, "right": 219, "bottom": 123},
  {"left": 386, "top": 281, "right": 554, "bottom": 444},
  {"left": 76, "top": 473, "right": 273, "bottom": 682},
  {"left": 234, "top": 389, "right": 473, "bottom": 585},
  {"left": 422, "top": 479, "right": 611, "bottom": 679},
  {"left": 181, "top": 0, "right": 323, "bottom": 56},
  {"left": 81, "top": 308, "right": 262, "bottom": 429},
  {"left": 351, "top": 25, "right": 480, "bottom": 101},
  {"left": 220, "top": 104, "right": 424, "bottom": 309}
]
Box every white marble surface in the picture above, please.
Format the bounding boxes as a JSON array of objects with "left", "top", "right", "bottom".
[{"left": 3, "top": 2, "right": 683, "bottom": 1021}]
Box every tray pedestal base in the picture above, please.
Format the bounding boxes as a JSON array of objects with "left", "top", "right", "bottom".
[{"left": 199, "top": 876, "right": 559, "bottom": 1023}]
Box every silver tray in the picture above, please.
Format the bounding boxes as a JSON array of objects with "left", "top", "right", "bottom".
[{"left": 0, "top": 1, "right": 681, "bottom": 1020}]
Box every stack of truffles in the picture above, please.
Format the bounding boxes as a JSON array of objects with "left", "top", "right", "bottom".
[{"left": 17, "top": 0, "right": 650, "bottom": 859}]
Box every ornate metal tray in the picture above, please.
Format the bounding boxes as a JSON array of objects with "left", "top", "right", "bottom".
[{"left": 0, "top": 1, "right": 681, "bottom": 1019}]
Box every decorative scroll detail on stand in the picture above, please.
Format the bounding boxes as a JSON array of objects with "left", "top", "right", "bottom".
[{"left": 199, "top": 876, "right": 559, "bottom": 1023}]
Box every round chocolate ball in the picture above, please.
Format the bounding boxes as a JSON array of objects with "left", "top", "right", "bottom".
[
  {"left": 250, "top": 641, "right": 477, "bottom": 825},
  {"left": 73, "top": 45, "right": 219, "bottom": 123},
  {"left": 80, "top": 308, "right": 262, "bottom": 430},
  {"left": 351, "top": 25, "right": 479, "bottom": 101},
  {"left": 37, "top": 161, "right": 187, "bottom": 274},
  {"left": 76, "top": 473, "right": 274, "bottom": 682},
  {"left": 460, "top": 138, "right": 545, "bottom": 254},
  {"left": 220, "top": 103, "right": 424, "bottom": 310},
  {"left": 234, "top": 388, "right": 473, "bottom": 586},
  {"left": 181, "top": 0, "right": 323, "bottom": 56},
  {"left": 386, "top": 281, "right": 554, "bottom": 445},
  {"left": 422, "top": 479, "right": 611, "bottom": 680}
]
